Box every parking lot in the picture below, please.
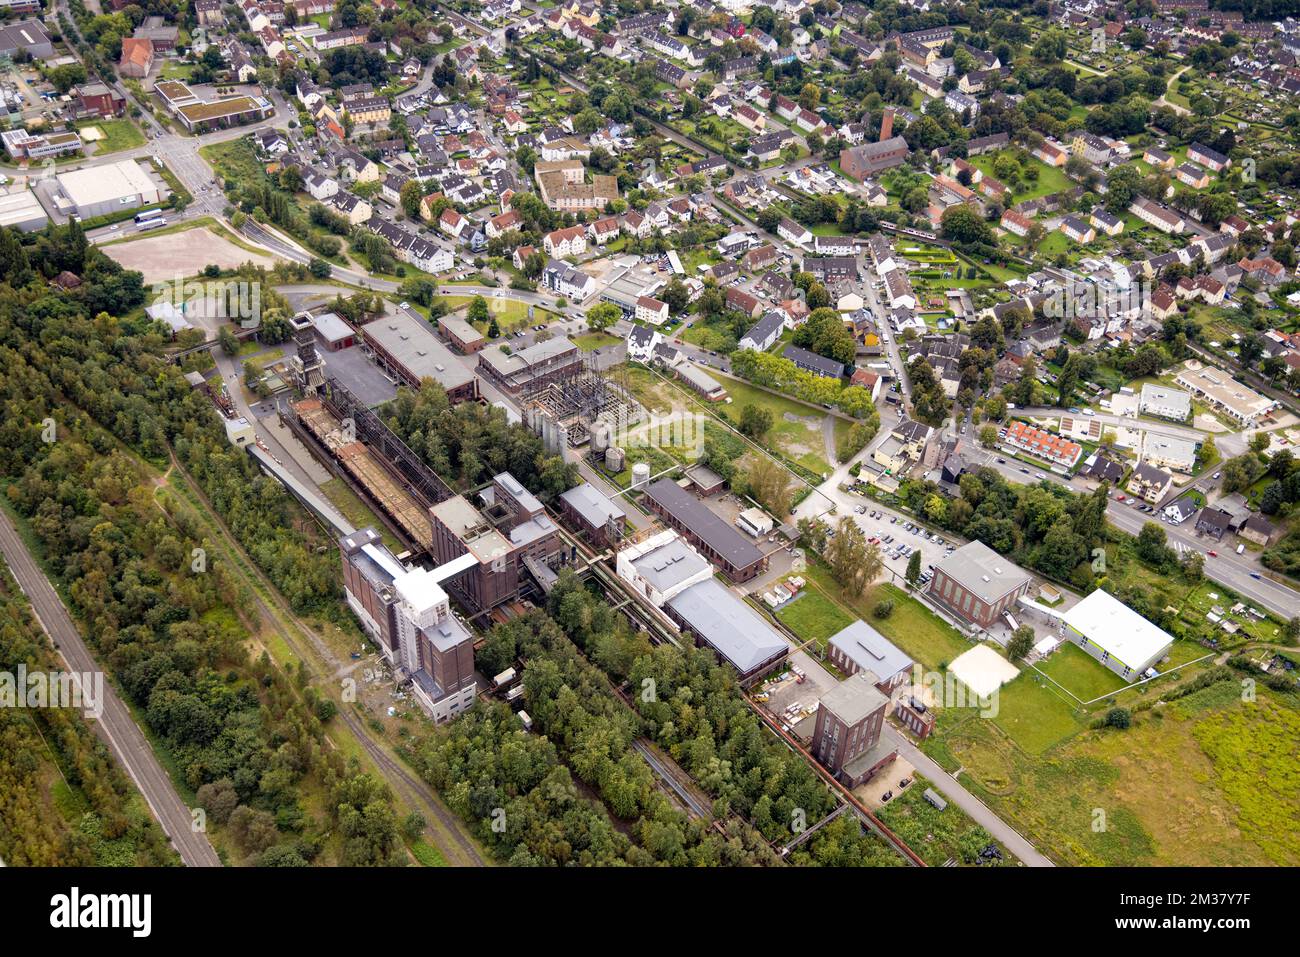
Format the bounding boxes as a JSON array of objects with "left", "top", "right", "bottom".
[{"left": 846, "top": 501, "right": 956, "bottom": 586}]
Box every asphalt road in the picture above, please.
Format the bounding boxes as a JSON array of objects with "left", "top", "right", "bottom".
[
  {"left": 0, "top": 510, "right": 221, "bottom": 867},
  {"left": 886, "top": 729, "right": 1055, "bottom": 866}
]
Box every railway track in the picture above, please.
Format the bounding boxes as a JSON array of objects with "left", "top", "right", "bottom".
[{"left": 166, "top": 455, "right": 487, "bottom": 867}]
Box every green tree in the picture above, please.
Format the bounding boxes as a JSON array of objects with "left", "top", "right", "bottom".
[
  {"left": 1007, "top": 624, "right": 1035, "bottom": 661},
  {"left": 399, "top": 180, "right": 424, "bottom": 219},
  {"left": 905, "top": 550, "right": 921, "bottom": 586},
  {"left": 737, "top": 403, "right": 774, "bottom": 441},
  {"left": 825, "top": 518, "right": 881, "bottom": 597},
  {"left": 1104, "top": 707, "right": 1132, "bottom": 729},
  {"left": 586, "top": 301, "right": 621, "bottom": 333}
]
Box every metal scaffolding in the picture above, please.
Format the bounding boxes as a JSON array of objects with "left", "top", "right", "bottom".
[{"left": 523, "top": 355, "right": 645, "bottom": 448}]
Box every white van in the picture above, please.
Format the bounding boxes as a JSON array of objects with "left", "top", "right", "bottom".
[{"left": 1236, "top": 543, "right": 1245, "bottom": 555}]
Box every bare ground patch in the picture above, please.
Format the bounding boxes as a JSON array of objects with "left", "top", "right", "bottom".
[{"left": 105, "top": 227, "right": 276, "bottom": 283}]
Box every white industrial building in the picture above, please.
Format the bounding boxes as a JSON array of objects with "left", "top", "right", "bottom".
[
  {"left": 0, "top": 184, "right": 49, "bottom": 232},
  {"left": 55, "top": 159, "right": 163, "bottom": 220},
  {"left": 1061, "top": 589, "right": 1174, "bottom": 680},
  {"left": 616, "top": 530, "right": 788, "bottom": 681},
  {"left": 1138, "top": 383, "right": 1191, "bottom": 422}
]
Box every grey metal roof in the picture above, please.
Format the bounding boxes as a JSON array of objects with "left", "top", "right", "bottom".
[
  {"left": 311, "top": 310, "right": 353, "bottom": 343},
  {"left": 933, "top": 540, "right": 1030, "bottom": 604},
  {"left": 361, "top": 314, "right": 474, "bottom": 390},
  {"left": 631, "top": 536, "right": 710, "bottom": 593},
  {"left": 667, "top": 578, "right": 788, "bottom": 673},
  {"left": 674, "top": 361, "right": 723, "bottom": 395},
  {"left": 644, "top": 479, "right": 764, "bottom": 570},
  {"left": 818, "top": 670, "right": 888, "bottom": 727},
  {"left": 828, "top": 620, "right": 913, "bottom": 681},
  {"left": 495, "top": 472, "right": 543, "bottom": 515},
  {"left": 560, "top": 482, "right": 626, "bottom": 528},
  {"left": 479, "top": 334, "right": 578, "bottom": 376}
]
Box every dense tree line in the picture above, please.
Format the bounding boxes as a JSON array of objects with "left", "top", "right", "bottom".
[
  {"left": 0, "top": 560, "right": 176, "bottom": 866},
  {"left": 470, "top": 608, "right": 783, "bottom": 865},
  {"left": 0, "top": 224, "right": 399, "bottom": 863},
  {"left": 384, "top": 381, "right": 579, "bottom": 496},
  {"left": 540, "top": 576, "right": 900, "bottom": 865}
]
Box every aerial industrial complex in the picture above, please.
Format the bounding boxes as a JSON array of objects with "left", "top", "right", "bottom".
[{"left": 5, "top": 0, "right": 1299, "bottom": 893}]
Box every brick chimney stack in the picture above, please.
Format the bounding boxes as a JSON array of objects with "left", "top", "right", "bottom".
[{"left": 880, "top": 108, "right": 895, "bottom": 142}]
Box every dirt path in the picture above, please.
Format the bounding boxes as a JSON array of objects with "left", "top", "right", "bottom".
[{"left": 1155, "top": 66, "right": 1192, "bottom": 116}]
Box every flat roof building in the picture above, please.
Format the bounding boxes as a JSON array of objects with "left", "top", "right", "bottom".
[
  {"left": 477, "top": 336, "right": 582, "bottom": 397},
  {"left": 1142, "top": 433, "right": 1198, "bottom": 474},
  {"left": 1139, "top": 383, "right": 1191, "bottom": 421},
  {"left": 360, "top": 313, "right": 477, "bottom": 402},
  {"left": 0, "top": 185, "right": 49, "bottom": 232},
  {"left": 309, "top": 310, "right": 356, "bottom": 351},
  {"left": 56, "top": 159, "right": 162, "bottom": 219},
  {"left": 615, "top": 530, "right": 788, "bottom": 682},
  {"left": 558, "top": 481, "right": 626, "bottom": 547},
  {"left": 436, "top": 311, "right": 486, "bottom": 354},
  {"left": 812, "top": 671, "right": 897, "bottom": 787},
  {"left": 174, "top": 94, "right": 273, "bottom": 133},
  {"left": 1175, "top": 363, "right": 1275, "bottom": 425},
  {"left": 428, "top": 473, "right": 562, "bottom": 616},
  {"left": 339, "top": 527, "right": 478, "bottom": 722},
  {"left": 928, "top": 540, "right": 1031, "bottom": 629},
  {"left": 1062, "top": 588, "right": 1173, "bottom": 679}
]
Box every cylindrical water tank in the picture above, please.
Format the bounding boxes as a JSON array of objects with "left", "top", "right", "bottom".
[
  {"left": 605, "top": 445, "right": 626, "bottom": 471},
  {"left": 631, "top": 462, "right": 651, "bottom": 488},
  {"left": 591, "top": 420, "right": 611, "bottom": 453}
]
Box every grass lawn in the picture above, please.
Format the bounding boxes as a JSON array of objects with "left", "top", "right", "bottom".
[
  {"left": 77, "top": 118, "right": 145, "bottom": 155},
  {"left": 623, "top": 363, "right": 837, "bottom": 476},
  {"left": 319, "top": 479, "right": 404, "bottom": 552},
  {"left": 158, "top": 60, "right": 194, "bottom": 81},
  {"left": 876, "top": 774, "right": 1011, "bottom": 866},
  {"left": 201, "top": 138, "right": 271, "bottom": 188},
  {"left": 803, "top": 564, "right": 970, "bottom": 671},
  {"left": 409, "top": 839, "right": 448, "bottom": 866},
  {"left": 1035, "top": 641, "right": 1127, "bottom": 703},
  {"left": 1036, "top": 230, "right": 1072, "bottom": 260},
  {"left": 434, "top": 294, "right": 558, "bottom": 331},
  {"left": 713, "top": 373, "right": 835, "bottom": 476},
  {"left": 572, "top": 331, "right": 620, "bottom": 351},
  {"left": 929, "top": 678, "right": 1300, "bottom": 866},
  {"left": 775, "top": 585, "right": 855, "bottom": 645},
  {"left": 969, "top": 150, "right": 1073, "bottom": 203},
  {"left": 989, "top": 668, "right": 1087, "bottom": 754}
]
